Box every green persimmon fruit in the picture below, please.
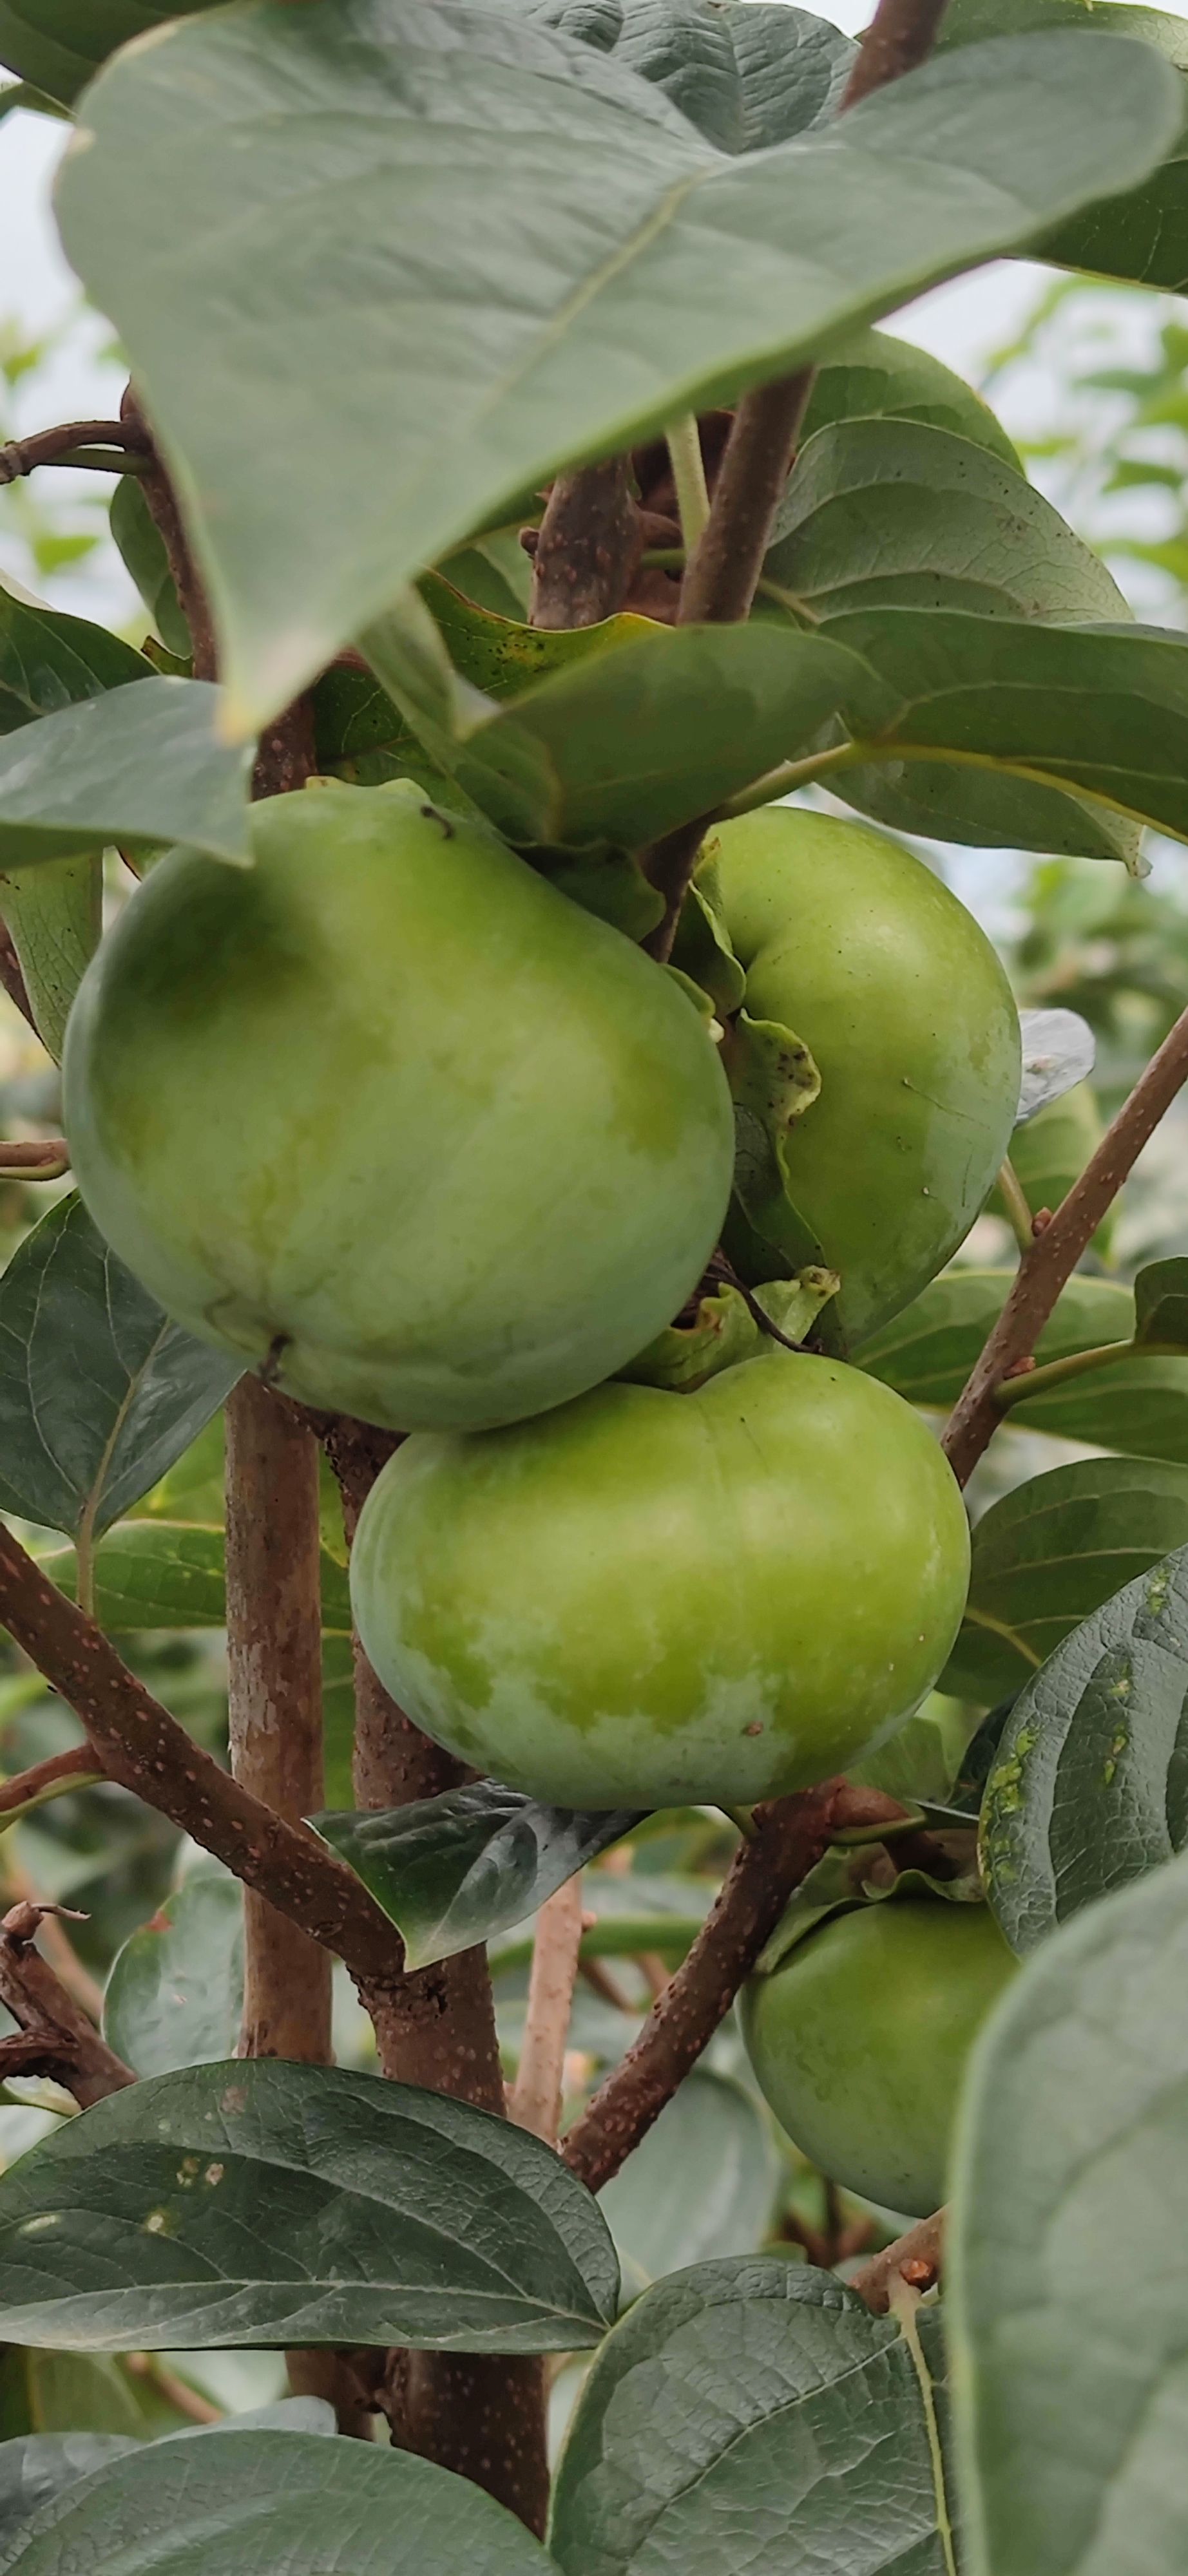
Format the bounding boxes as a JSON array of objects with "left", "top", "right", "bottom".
[
  {"left": 350, "top": 1348, "right": 971, "bottom": 1809},
  {"left": 709, "top": 808, "right": 1021, "bottom": 1345},
  {"left": 62, "top": 781, "right": 734, "bottom": 1432},
  {"left": 742, "top": 1895, "right": 1017, "bottom": 2217}
]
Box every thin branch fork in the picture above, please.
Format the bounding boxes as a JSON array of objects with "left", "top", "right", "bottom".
[
  {"left": 562, "top": 1780, "right": 906, "bottom": 2193},
  {"left": 943, "top": 996, "right": 1188, "bottom": 1486},
  {"left": 850, "top": 2208, "right": 945, "bottom": 2315},
  {"left": 0, "top": 1900, "right": 135, "bottom": 2105},
  {"left": 0, "top": 1515, "right": 407, "bottom": 1988},
  {"left": 0, "top": 419, "right": 149, "bottom": 487}
]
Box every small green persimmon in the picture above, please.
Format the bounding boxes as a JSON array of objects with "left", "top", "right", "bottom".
[
  {"left": 742, "top": 1894, "right": 1017, "bottom": 2217},
  {"left": 709, "top": 808, "right": 1021, "bottom": 1345},
  {"left": 350, "top": 1349, "right": 971, "bottom": 1810},
  {"left": 62, "top": 781, "right": 734, "bottom": 1432}
]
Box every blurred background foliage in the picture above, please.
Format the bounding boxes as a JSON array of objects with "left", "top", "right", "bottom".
[{"left": 2, "top": 271, "right": 1188, "bottom": 2442}]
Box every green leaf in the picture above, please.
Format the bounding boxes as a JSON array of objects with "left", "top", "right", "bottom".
[
  {"left": 108, "top": 479, "right": 189, "bottom": 661},
  {"left": 549, "top": 2257, "right": 954, "bottom": 2576},
  {"left": 980, "top": 1544, "right": 1188, "bottom": 1953},
  {"left": 515, "top": 0, "right": 856, "bottom": 149},
  {"left": 1133, "top": 1255, "right": 1188, "bottom": 1348},
  {"left": 1016, "top": 1007, "right": 1097, "bottom": 1123},
  {"left": 599, "top": 2073, "right": 780, "bottom": 2295},
  {"left": 39, "top": 1519, "right": 352, "bottom": 1632},
  {"left": 950, "top": 1846, "right": 1188, "bottom": 2575},
  {"left": 763, "top": 418, "right": 1126, "bottom": 623},
  {"left": 493, "top": 1872, "right": 714, "bottom": 1974},
  {"left": 365, "top": 596, "right": 862, "bottom": 853},
  {"left": 57, "top": 5, "right": 1182, "bottom": 726},
  {"left": 801, "top": 325, "right": 1022, "bottom": 469},
  {"left": 0, "top": 3, "right": 222, "bottom": 105},
  {"left": 829, "top": 606, "right": 1188, "bottom": 861},
  {"left": 102, "top": 1876, "right": 244, "bottom": 2076},
  {"left": 0, "top": 679, "right": 253, "bottom": 868},
  {"left": 0, "top": 2060, "right": 620, "bottom": 2352},
  {"left": 995, "top": 1081, "right": 1113, "bottom": 1256},
  {"left": 314, "top": 1786, "right": 641, "bottom": 1972},
  {"left": 0, "top": 577, "right": 148, "bottom": 734},
  {"left": 0, "top": 2436, "right": 140, "bottom": 2558},
  {"left": 127, "top": 1412, "right": 224, "bottom": 1530},
  {"left": 943, "top": 1455, "right": 1188, "bottom": 1702},
  {"left": 941, "top": 0, "right": 1188, "bottom": 291},
  {"left": 0, "top": 1196, "right": 239, "bottom": 1544},
  {"left": 0, "top": 852, "right": 101, "bottom": 1063},
  {"left": 0, "top": 2432, "right": 555, "bottom": 2576}
]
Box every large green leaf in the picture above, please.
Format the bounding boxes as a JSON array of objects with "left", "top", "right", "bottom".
[
  {"left": 981, "top": 1545, "right": 1188, "bottom": 1953},
  {"left": 0, "top": 852, "right": 101, "bottom": 1063},
  {"left": 0, "top": 2405, "right": 334, "bottom": 2564},
  {"left": 599, "top": 2074, "right": 780, "bottom": 2296},
  {"left": 0, "top": 3, "right": 222, "bottom": 105},
  {"left": 0, "top": 578, "right": 147, "bottom": 735},
  {"left": 857, "top": 1268, "right": 1188, "bottom": 1465},
  {"left": 800, "top": 325, "right": 1020, "bottom": 468},
  {"left": 0, "top": 679, "right": 253, "bottom": 866},
  {"left": 0, "top": 2432, "right": 553, "bottom": 2576},
  {"left": 764, "top": 418, "right": 1125, "bottom": 623},
  {"left": 950, "top": 1846, "right": 1188, "bottom": 2575},
  {"left": 102, "top": 1875, "right": 244, "bottom": 2076},
  {"left": 515, "top": 0, "right": 855, "bottom": 148},
  {"left": 314, "top": 1785, "right": 642, "bottom": 1971},
  {"left": 826, "top": 607, "right": 1188, "bottom": 860},
  {"left": 365, "top": 596, "right": 861, "bottom": 851},
  {"left": 941, "top": 0, "right": 1188, "bottom": 291},
  {"left": 0, "top": 1195, "right": 239, "bottom": 1546},
  {"left": 943, "top": 1455, "right": 1188, "bottom": 1701},
  {"left": 39, "top": 1519, "right": 352, "bottom": 1631},
  {"left": 55, "top": 4, "right": 1182, "bottom": 727},
  {"left": 0, "top": 2060, "right": 620, "bottom": 2351},
  {"left": 549, "top": 2258, "right": 955, "bottom": 2576}
]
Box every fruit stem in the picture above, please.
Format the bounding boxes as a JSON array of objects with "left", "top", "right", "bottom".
[
  {"left": 996, "top": 1155, "right": 1034, "bottom": 1256},
  {"left": 888, "top": 2273, "right": 958, "bottom": 2576},
  {"left": 722, "top": 1804, "right": 758, "bottom": 1840},
  {"left": 665, "top": 416, "right": 712, "bottom": 555},
  {"left": 992, "top": 1333, "right": 1185, "bottom": 1412}
]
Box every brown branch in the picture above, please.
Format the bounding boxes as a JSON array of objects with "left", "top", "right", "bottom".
[
  {"left": 943, "top": 998, "right": 1188, "bottom": 1486},
  {"left": 850, "top": 2208, "right": 946, "bottom": 2314},
  {"left": 0, "top": 1900, "right": 134, "bottom": 2106},
  {"left": 0, "top": 419, "right": 149, "bottom": 488},
  {"left": 225, "top": 1378, "right": 332, "bottom": 2063},
  {"left": 510, "top": 1875, "right": 585, "bottom": 2142},
  {"left": 642, "top": 0, "right": 952, "bottom": 952},
  {"left": 528, "top": 456, "right": 641, "bottom": 629},
  {"left": 0, "top": 1140, "right": 70, "bottom": 1179},
  {"left": 0, "top": 1743, "right": 102, "bottom": 1817},
  {"left": 841, "top": 0, "right": 952, "bottom": 104},
  {"left": 0, "top": 1517, "right": 405, "bottom": 1984},
  {"left": 120, "top": 388, "right": 213, "bottom": 677},
  {"left": 562, "top": 1781, "right": 853, "bottom": 2193}
]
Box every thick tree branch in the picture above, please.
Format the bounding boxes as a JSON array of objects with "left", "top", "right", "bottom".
[
  {"left": 562, "top": 1781, "right": 871, "bottom": 2193},
  {"left": 850, "top": 2208, "right": 945, "bottom": 2314},
  {"left": 510, "top": 1875, "right": 584, "bottom": 2143},
  {"left": 226, "top": 1378, "right": 332, "bottom": 2063},
  {"left": 528, "top": 455, "right": 641, "bottom": 629},
  {"left": 943, "top": 998, "right": 1188, "bottom": 1485},
  {"left": 0, "top": 1900, "right": 135, "bottom": 2105},
  {"left": 0, "top": 1517, "right": 404, "bottom": 1984}
]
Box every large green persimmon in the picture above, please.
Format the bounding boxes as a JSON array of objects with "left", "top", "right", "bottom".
[
  {"left": 742, "top": 1895, "right": 1017, "bottom": 2217},
  {"left": 710, "top": 808, "right": 1021, "bottom": 1345},
  {"left": 62, "top": 781, "right": 734, "bottom": 1432},
  {"left": 350, "top": 1349, "right": 971, "bottom": 1809}
]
